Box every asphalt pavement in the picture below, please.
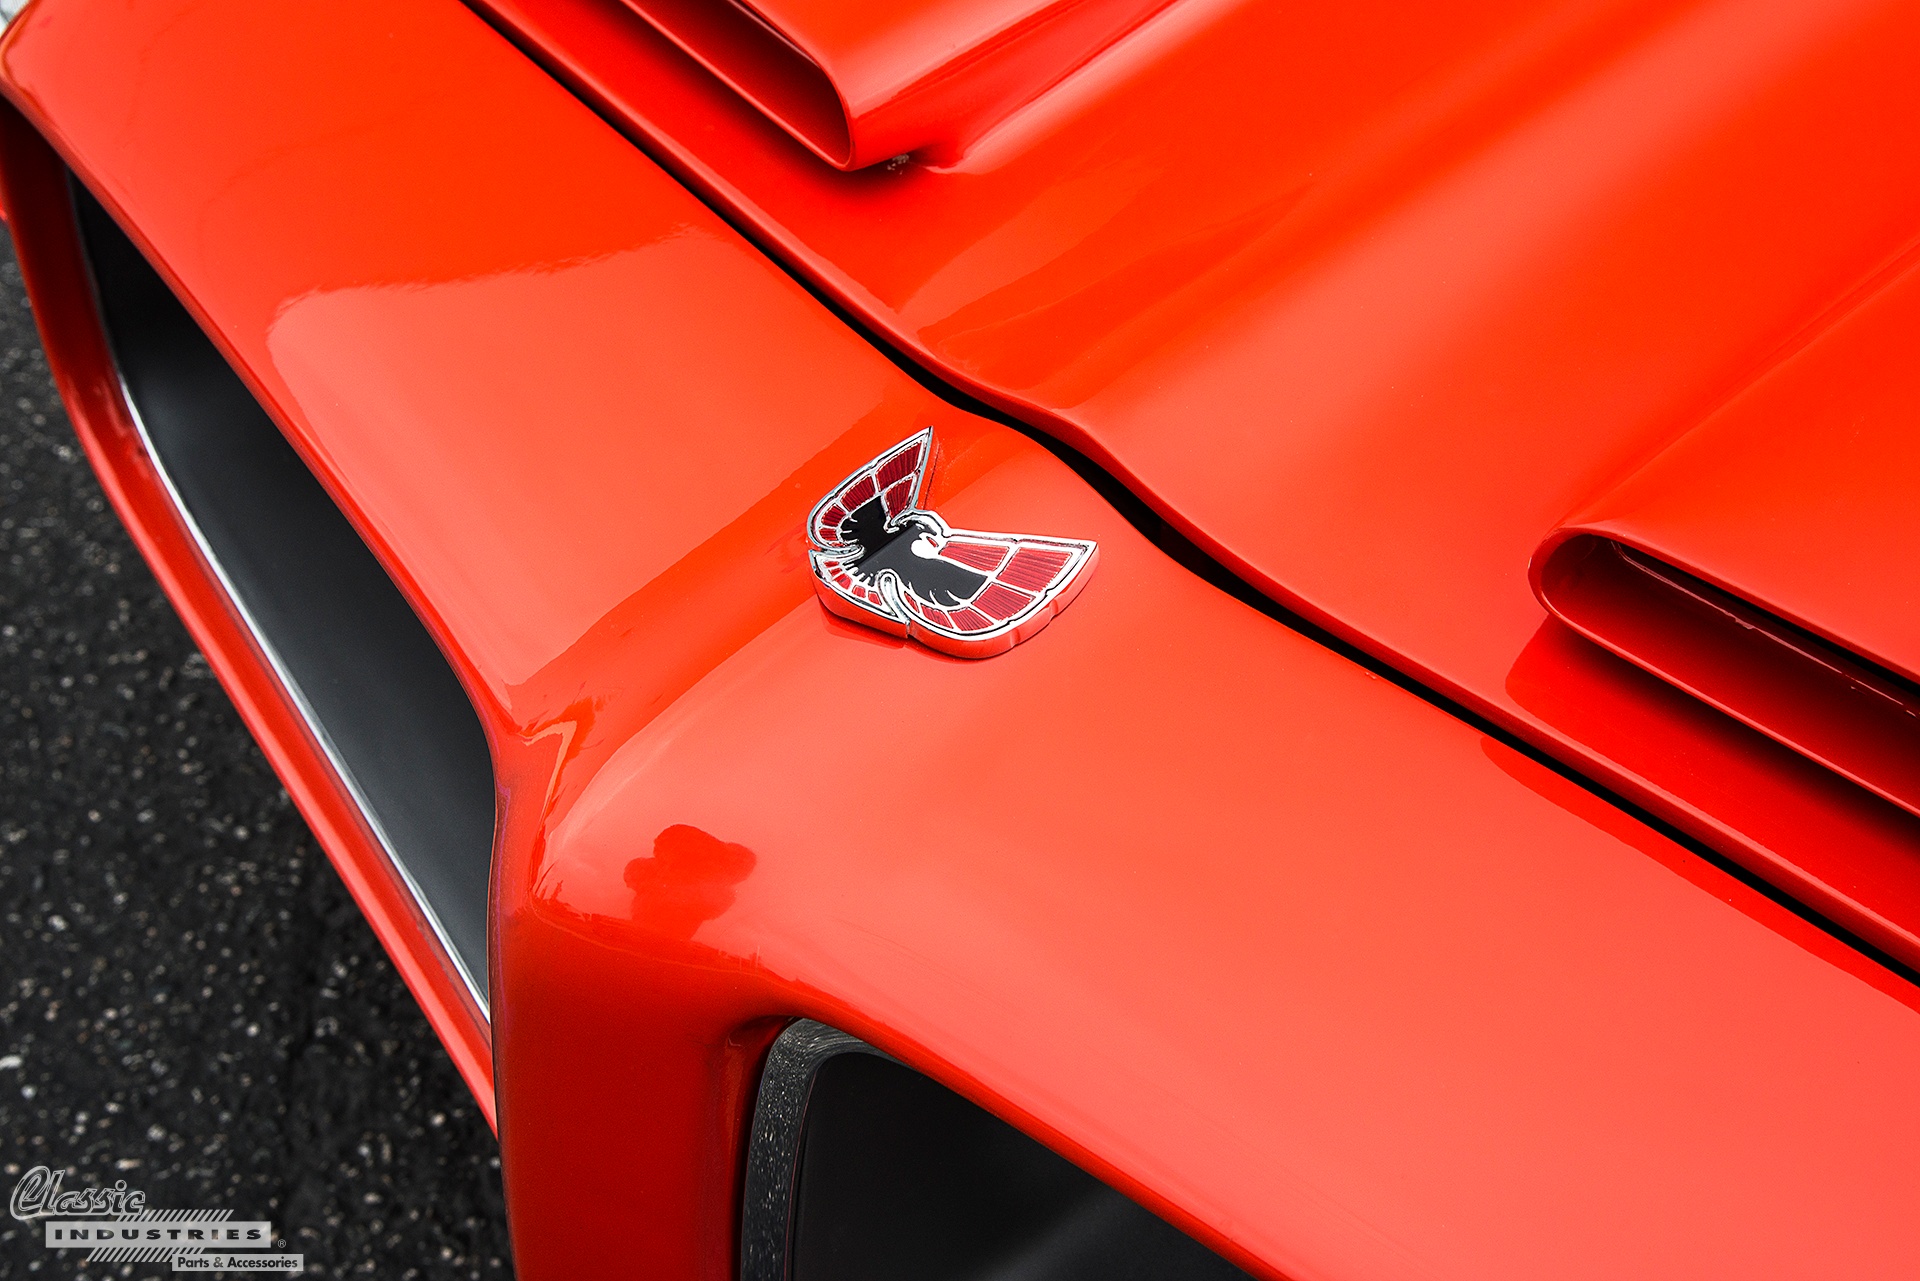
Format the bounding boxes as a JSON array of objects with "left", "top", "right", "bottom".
[{"left": 0, "top": 231, "right": 515, "bottom": 1278}]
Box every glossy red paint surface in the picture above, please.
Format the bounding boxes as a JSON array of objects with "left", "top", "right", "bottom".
[
  {"left": 9, "top": 2, "right": 1920, "bottom": 1280},
  {"left": 479, "top": 0, "right": 1920, "bottom": 964}
]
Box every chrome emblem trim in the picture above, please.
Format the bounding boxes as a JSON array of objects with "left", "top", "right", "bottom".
[{"left": 806, "top": 430, "right": 1098, "bottom": 658}]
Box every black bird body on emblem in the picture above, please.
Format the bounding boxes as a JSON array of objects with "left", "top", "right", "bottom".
[
  {"left": 837, "top": 502, "right": 988, "bottom": 607},
  {"left": 807, "top": 430, "right": 1098, "bottom": 658}
]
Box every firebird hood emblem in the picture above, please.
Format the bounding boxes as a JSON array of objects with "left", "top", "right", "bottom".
[{"left": 807, "top": 430, "right": 1098, "bottom": 658}]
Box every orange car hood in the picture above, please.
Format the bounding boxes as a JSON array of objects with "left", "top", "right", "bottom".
[
  {"left": 483, "top": 0, "right": 1920, "bottom": 964},
  {"left": 483, "top": 0, "right": 1920, "bottom": 678}
]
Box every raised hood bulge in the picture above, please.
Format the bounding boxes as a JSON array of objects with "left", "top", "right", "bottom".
[
  {"left": 1535, "top": 253, "right": 1920, "bottom": 818},
  {"left": 619, "top": 0, "right": 1175, "bottom": 168}
]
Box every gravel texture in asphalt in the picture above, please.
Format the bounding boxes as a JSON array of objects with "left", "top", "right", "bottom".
[{"left": 0, "top": 232, "right": 515, "bottom": 1278}]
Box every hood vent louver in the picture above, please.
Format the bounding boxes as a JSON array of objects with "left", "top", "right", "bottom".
[{"left": 620, "top": 0, "right": 1176, "bottom": 169}]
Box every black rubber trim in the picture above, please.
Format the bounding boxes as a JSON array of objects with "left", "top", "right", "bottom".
[
  {"left": 743, "top": 1020, "right": 1254, "bottom": 1281},
  {"left": 72, "top": 180, "right": 498, "bottom": 1007}
]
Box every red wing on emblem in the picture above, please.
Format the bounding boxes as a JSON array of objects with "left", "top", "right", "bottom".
[{"left": 807, "top": 430, "right": 1098, "bottom": 658}]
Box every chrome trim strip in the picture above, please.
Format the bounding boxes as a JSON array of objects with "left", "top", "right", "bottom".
[
  {"left": 113, "top": 376, "right": 490, "bottom": 1016},
  {"left": 740, "top": 1020, "right": 895, "bottom": 1281}
]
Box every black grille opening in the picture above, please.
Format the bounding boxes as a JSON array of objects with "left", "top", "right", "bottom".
[
  {"left": 73, "top": 180, "right": 498, "bottom": 1006},
  {"left": 749, "top": 1022, "right": 1254, "bottom": 1281}
]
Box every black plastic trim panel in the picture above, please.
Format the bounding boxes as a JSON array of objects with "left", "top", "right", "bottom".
[
  {"left": 73, "top": 181, "right": 498, "bottom": 1008},
  {"left": 743, "top": 1019, "right": 1254, "bottom": 1281}
]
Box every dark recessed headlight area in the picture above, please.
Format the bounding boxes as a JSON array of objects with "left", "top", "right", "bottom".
[
  {"left": 746, "top": 1021, "right": 1255, "bottom": 1281},
  {"left": 72, "top": 179, "right": 497, "bottom": 1006}
]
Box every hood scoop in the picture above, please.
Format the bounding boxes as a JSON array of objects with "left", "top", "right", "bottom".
[
  {"left": 1534, "top": 259, "right": 1920, "bottom": 818},
  {"left": 620, "top": 0, "right": 1175, "bottom": 169},
  {"left": 1536, "top": 536, "right": 1920, "bottom": 819}
]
